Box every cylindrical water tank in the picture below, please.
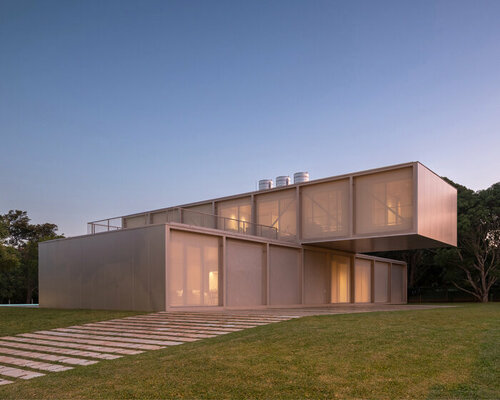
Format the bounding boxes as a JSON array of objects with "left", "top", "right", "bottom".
[
  {"left": 259, "top": 179, "right": 273, "bottom": 190},
  {"left": 276, "top": 176, "right": 291, "bottom": 187},
  {"left": 294, "top": 172, "right": 309, "bottom": 184}
]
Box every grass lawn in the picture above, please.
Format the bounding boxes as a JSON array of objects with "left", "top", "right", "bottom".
[{"left": 0, "top": 304, "right": 499, "bottom": 399}]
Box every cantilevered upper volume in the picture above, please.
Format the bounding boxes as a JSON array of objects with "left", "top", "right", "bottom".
[{"left": 111, "top": 161, "right": 456, "bottom": 253}]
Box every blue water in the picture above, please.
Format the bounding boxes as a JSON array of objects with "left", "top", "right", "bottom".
[{"left": 0, "top": 304, "right": 39, "bottom": 307}]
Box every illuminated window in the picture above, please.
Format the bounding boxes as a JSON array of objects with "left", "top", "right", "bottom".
[
  {"left": 217, "top": 198, "right": 252, "bottom": 234},
  {"left": 168, "top": 231, "right": 220, "bottom": 306},
  {"left": 355, "top": 168, "right": 413, "bottom": 234},
  {"left": 331, "top": 255, "right": 350, "bottom": 303},
  {"left": 256, "top": 190, "right": 296, "bottom": 240},
  {"left": 302, "top": 180, "right": 350, "bottom": 239}
]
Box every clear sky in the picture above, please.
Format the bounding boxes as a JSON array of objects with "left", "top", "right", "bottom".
[{"left": 1, "top": 0, "right": 499, "bottom": 237}]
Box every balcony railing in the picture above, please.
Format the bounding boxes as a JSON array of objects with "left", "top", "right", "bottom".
[{"left": 87, "top": 207, "right": 281, "bottom": 240}]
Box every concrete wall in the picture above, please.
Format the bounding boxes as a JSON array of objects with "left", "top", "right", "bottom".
[{"left": 39, "top": 225, "right": 166, "bottom": 311}]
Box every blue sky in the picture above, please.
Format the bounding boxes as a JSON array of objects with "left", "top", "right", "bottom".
[{"left": 1, "top": 0, "right": 499, "bottom": 237}]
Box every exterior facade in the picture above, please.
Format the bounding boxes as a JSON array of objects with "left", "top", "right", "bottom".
[{"left": 39, "top": 162, "right": 457, "bottom": 311}]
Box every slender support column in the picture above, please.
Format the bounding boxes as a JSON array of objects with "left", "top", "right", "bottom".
[
  {"left": 265, "top": 243, "right": 270, "bottom": 306},
  {"left": 222, "top": 236, "right": 227, "bottom": 307},
  {"left": 370, "top": 259, "right": 375, "bottom": 303},
  {"left": 388, "top": 263, "right": 392, "bottom": 304}
]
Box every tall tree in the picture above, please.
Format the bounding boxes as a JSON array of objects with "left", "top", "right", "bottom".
[
  {"left": 0, "top": 211, "right": 60, "bottom": 303},
  {"left": 450, "top": 182, "right": 500, "bottom": 302}
]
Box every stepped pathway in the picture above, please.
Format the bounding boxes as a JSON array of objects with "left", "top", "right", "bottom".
[{"left": 0, "top": 304, "right": 447, "bottom": 386}]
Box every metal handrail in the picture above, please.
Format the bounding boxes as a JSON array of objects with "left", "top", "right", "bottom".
[{"left": 87, "top": 207, "right": 281, "bottom": 240}]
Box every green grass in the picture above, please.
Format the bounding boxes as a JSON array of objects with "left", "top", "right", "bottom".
[
  {"left": 0, "top": 304, "right": 499, "bottom": 399},
  {"left": 0, "top": 307, "right": 142, "bottom": 336}
]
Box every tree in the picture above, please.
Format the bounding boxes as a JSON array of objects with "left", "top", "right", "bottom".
[
  {"left": 450, "top": 183, "right": 500, "bottom": 302},
  {"left": 0, "top": 219, "right": 20, "bottom": 302},
  {"left": 0, "top": 210, "right": 60, "bottom": 303},
  {"left": 0, "top": 219, "right": 19, "bottom": 271}
]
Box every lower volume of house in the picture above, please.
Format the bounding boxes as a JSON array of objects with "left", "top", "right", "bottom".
[{"left": 39, "top": 224, "right": 407, "bottom": 312}]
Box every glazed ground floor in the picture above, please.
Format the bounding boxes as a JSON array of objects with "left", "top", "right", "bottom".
[{"left": 39, "top": 223, "right": 407, "bottom": 312}]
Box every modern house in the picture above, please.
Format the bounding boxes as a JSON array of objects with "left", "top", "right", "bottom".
[{"left": 39, "top": 162, "right": 457, "bottom": 311}]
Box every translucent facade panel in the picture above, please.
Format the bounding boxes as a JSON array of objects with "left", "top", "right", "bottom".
[
  {"left": 182, "top": 203, "right": 215, "bottom": 228},
  {"left": 151, "top": 211, "right": 167, "bottom": 224},
  {"left": 168, "top": 231, "right": 220, "bottom": 307},
  {"left": 256, "top": 189, "right": 296, "bottom": 240},
  {"left": 226, "top": 240, "right": 265, "bottom": 306},
  {"left": 304, "top": 251, "right": 329, "bottom": 304},
  {"left": 217, "top": 197, "right": 252, "bottom": 235},
  {"left": 269, "top": 246, "right": 301, "bottom": 305},
  {"left": 331, "top": 255, "right": 351, "bottom": 303},
  {"left": 374, "top": 261, "right": 389, "bottom": 303},
  {"left": 302, "top": 180, "right": 350, "bottom": 239},
  {"left": 391, "top": 264, "right": 405, "bottom": 303},
  {"left": 124, "top": 215, "right": 147, "bottom": 228},
  {"left": 355, "top": 167, "right": 413, "bottom": 235},
  {"left": 354, "top": 258, "right": 371, "bottom": 303}
]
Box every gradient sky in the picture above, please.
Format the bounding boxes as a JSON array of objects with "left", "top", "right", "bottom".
[{"left": 1, "top": 0, "right": 499, "bottom": 237}]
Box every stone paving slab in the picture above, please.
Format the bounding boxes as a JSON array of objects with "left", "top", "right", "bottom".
[
  {"left": 1, "top": 336, "right": 143, "bottom": 355},
  {"left": 74, "top": 324, "right": 216, "bottom": 339},
  {"left": 0, "top": 378, "right": 13, "bottom": 385},
  {"left": 98, "top": 320, "right": 241, "bottom": 333},
  {"left": 34, "top": 331, "right": 183, "bottom": 347},
  {"left": 0, "top": 365, "right": 45, "bottom": 379},
  {"left": 20, "top": 333, "right": 165, "bottom": 350},
  {"left": 0, "top": 347, "right": 97, "bottom": 366},
  {"left": 0, "top": 356, "right": 73, "bottom": 372},
  {"left": 53, "top": 328, "right": 199, "bottom": 343},
  {"left": 0, "top": 340, "right": 122, "bottom": 360}
]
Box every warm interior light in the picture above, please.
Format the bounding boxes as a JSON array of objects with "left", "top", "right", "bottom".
[{"left": 209, "top": 271, "right": 218, "bottom": 293}]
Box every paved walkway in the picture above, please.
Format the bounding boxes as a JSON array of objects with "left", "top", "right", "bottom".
[{"left": 0, "top": 304, "right": 448, "bottom": 385}]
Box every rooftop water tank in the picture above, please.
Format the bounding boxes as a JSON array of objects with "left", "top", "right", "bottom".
[
  {"left": 276, "top": 176, "right": 291, "bottom": 187},
  {"left": 294, "top": 171, "right": 310, "bottom": 183},
  {"left": 259, "top": 179, "right": 273, "bottom": 190}
]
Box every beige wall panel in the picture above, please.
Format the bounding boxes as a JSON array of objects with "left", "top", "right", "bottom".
[
  {"left": 168, "top": 231, "right": 220, "bottom": 307},
  {"left": 374, "top": 261, "right": 389, "bottom": 303},
  {"left": 123, "top": 215, "right": 148, "bottom": 228},
  {"left": 302, "top": 179, "right": 350, "bottom": 240},
  {"left": 256, "top": 189, "right": 296, "bottom": 241},
  {"left": 39, "top": 225, "right": 166, "bottom": 311},
  {"left": 391, "top": 264, "right": 405, "bottom": 303},
  {"left": 226, "top": 239, "right": 265, "bottom": 306},
  {"left": 304, "top": 250, "right": 329, "bottom": 304},
  {"left": 355, "top": 167, "right": 414, "bottom": 235},
  {"left": 331, "top": 255, "right": 351, "bottom": 303},
  {"left": 354, "top": 258, "right": 371, "bottom": 303},
  {"left": 217, "top": 197, "right": 252, "bottom": 234},
  {"left": 417, "top": 164, "right": 457, "bottom": 246},
  {"left": 268, "top": 246, "right": 301, "bottom": 305}
]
